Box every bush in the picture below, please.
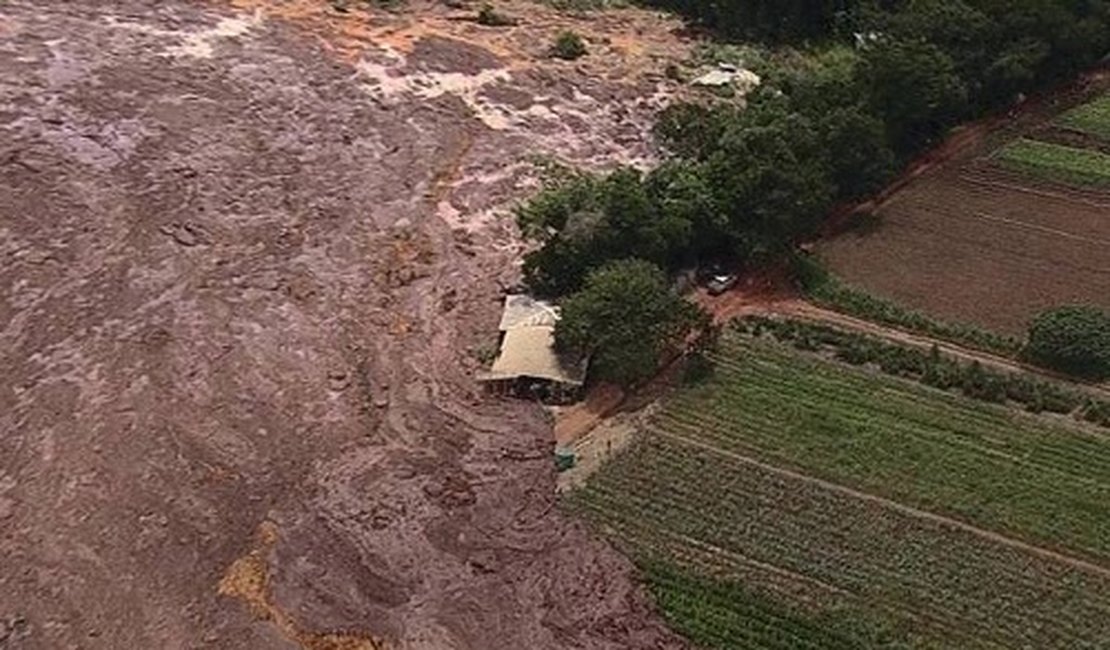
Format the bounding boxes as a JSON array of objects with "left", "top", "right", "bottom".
[
  {"left": 1083, "top": 400, "right": 1110, "bottom": 427},
  {"left": 959, "top": 362, "right": 1007, "bottom": 403},
  {"left": 476, "top": 3, "right": 515, "bottom": 26},
  {"left": 683, "top": 351, "right": 715, "bottom": 384},
  {"left": 550, "top": 31, "right": 587, "bottom": 60},
  {"left": 1025, "top": 305, "right": 1110, "bottom": 379}
]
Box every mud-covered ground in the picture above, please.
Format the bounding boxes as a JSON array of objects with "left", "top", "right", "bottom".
[{"left": 0, "top": 2, "right": 695, "bottom": 648}]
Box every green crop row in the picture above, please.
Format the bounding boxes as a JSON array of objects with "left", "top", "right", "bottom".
[
  {"left": 640, "top": 561, "right": 899, "bottom": 650},
  {"left": 733, "top": 315, "right": 1110, "bottom": 428},
  {"left": 674, "top": 334, "right": 1110, "bottom": 560},
  {"left": 994, "top": 138, "right": 1110, "bottom": 187},
  {"left": 569, "top": 431, "right": 1110, "bottom": 648},
  {"left": 1057, "top": 93, "right": 1110, "bottom": 140}
]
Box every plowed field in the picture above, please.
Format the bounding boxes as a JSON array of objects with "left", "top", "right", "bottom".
[{"left": 819, "top": 84, "right": 1110, "bottom": 335}]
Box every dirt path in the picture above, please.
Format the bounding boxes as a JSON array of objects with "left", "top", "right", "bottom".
[
  {"left": 768, "top": 299, "right": 1110, "bottom": 399},
  {"left": 690, "top": 276, "right": 1110, "bottom": 399},
  {"left": 0, "top": 2, "right": 698, "bottom": 649},
  {"left": 655, "top": 430, "right": 1110, "bottom": 580}
]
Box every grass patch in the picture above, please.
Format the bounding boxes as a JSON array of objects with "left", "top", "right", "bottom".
[
  {"left": 568, "top": 334, "right": 1110, "bottom": 648},
  {"left": 793, "top": 255, "right": 1022, "bottom": 356},
  {"left": 994, "top": 138, "right": 1110, "bottom": 188},
  {"left": 1057, "top": 93, "right": 1110, "bottom": 140}
]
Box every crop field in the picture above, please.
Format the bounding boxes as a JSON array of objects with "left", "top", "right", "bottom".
[
  {"left": 995, "top": 138, "right": 1110, "bottom": 187},
  {"left": 569, "top": 333, "right": 1110, "bottom": 648},
  {"left": 818, "top": 94, "right": 1110, "bottom": 334},
  {"left": 1058, "top": 93, "right": 1110, "bottom": 139}
]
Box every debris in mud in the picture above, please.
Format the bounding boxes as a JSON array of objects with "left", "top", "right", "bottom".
[
  {"left": 0, "top": 613, "right": 30, "bottom": 647},
  {"left": 159, "top": 221, "right": 208, "bottom": 247}
]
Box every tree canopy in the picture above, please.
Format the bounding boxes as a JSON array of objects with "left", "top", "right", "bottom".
[{"left": 555, "top": 260, "right": 708, "bottom": 386}]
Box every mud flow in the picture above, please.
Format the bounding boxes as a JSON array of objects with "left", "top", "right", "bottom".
[{"left": 0, "top": 1, "right": 695, "bottom": 648}]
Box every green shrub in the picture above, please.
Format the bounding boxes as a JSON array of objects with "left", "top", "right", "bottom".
[
  {"left": 476, "top": 3, "right": 514, "bottom": 26},
  {"left": 550, "top": 31, "right": 587, "bottom": 60},
  {"left": 1025, "top": 305, "right": 1110, "bottom": 380},
  {"left": 683, "top": 351, "right": 715, "bottom": 384},
  {"left": 1083, "top": 400, "right": 1110, "bottom": 427},
  {"left": 960, "top": 362, "right": 1006, "bottom": 403}
]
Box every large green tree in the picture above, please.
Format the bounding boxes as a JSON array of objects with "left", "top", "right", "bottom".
[
  {"left": 517, "top": 168, "right": 693, "bottom": 297},
  {"left": 862, "top": 38, "right": 969, "bottom": 154},
  {"left": 555, "top": 260, "right": 708, "bottom": 386}
]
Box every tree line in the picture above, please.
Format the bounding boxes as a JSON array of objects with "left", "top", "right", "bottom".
[{"left": 521, "top": 0, "right": 1110, "bottom": 385}]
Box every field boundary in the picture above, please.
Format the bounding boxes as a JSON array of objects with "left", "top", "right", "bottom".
[
  {"left": 767, "top": 300, "right": 1110, "bottom": 399},
  {"left": 653, "top": 428, "right": 1110, "bottom": 580},
  {"left": 958, "top": 170, "right": 1110, "bottom": 208},
  {"left": 969, "top": 210, "right": 1110, "bottom": 247}
]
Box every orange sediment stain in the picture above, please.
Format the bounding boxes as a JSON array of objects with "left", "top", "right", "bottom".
[{"left": 218, "top": 521, "right": 386, "bottom": 650}]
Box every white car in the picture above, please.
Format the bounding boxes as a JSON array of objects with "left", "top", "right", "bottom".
[{"left": 707, "top": 273, "right": 739, "bottom": 295}]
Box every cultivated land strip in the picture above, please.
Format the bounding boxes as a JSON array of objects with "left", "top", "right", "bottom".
[
  {"left": 765, "top": 300, "right": 1110, "bottom": 398},
  {"left": 654, "top": 429, "right": 1110, "bottom": 581}
]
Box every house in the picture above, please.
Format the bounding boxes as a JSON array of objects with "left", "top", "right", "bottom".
[{"left": 477, "top": 295, "right": 588, "bottom": 402}]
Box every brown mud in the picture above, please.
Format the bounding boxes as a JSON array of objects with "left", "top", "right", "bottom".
[{"left": 0, "top": 1, "right": 698, "bottom": 648}]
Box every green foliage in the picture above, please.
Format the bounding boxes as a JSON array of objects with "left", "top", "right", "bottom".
[
  {"left": 517, "top": 0, "right": 1110, "bottom": 326},
  {"left": 816, "top": 105, "right": 896, "bottom": 198},
  {"left": 550, "top": 30, "right": 587, "bottom": 60},
  {"left": 1026, "top": 305, "right": 1110, "bottom": 379},
  {"left": 641, "top": 0, "right": 856, "bottom": 43},
  {"left": 681, "top": 351, "right": 715, "bottom": 384},
  {"left": 793, "top": 255, "right": 1023, "bottom": 356},
  {"left": 517, "top": 168, "right": 694, "bottom": 296},
  {"left": 555, "top": 260, "right": 707, "bottom": 386},
  {"left": 995, "top": 138, "right": 1110, "bottom": 188},
  {"left": 673, "top": 332, "right": 1110, "bottom": 556},
  {"left": 476, "top": 3, "right": 514, "bottom": 26},
  {"left": 861, "top": 38, "right": 969, "bottom": 153}
]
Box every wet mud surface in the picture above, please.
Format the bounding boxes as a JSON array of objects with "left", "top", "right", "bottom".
[{"left": 0, "top": 2, "right": 691, "bottom": 648}]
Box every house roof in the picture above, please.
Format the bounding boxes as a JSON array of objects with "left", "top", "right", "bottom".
[
  {"left": 498, "top": 294, "right": 560, "bottom": 331},
  {"left": 478, "top": 325, "right": 588, "bottom": 386}
]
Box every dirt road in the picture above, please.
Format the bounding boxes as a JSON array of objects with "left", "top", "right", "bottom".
[{"left": 0, "top": 2, "right": 694, "bottom": 648}]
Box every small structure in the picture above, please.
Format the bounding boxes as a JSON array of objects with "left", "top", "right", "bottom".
[{"left": 478, "top": 295, "right": 588, "bottom": 402}]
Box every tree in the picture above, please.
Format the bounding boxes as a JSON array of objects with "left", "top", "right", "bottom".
[
  {"left": 815, "top": 105, "right": 895, "bottom": 199},
  {"left": 1025, "top": 305, "right": 1110, "bottom": 379},
  {"left": 887, "top": 0, "right": 995, "bottom": 89},
  {"left": 862, "top": 38, "right": 969, "bottom": 154},
  {"left": 701, "top": 97, "right": 836, "bottom": 253},
  {"left": 517, "top": 168, "right": 694, "bottom": 297},
  {"left": 555, "top": 259, "right": 708, "bottom": 386},
  {"left": 645, "top": 0, "right": 857, "bottom": 42}
]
